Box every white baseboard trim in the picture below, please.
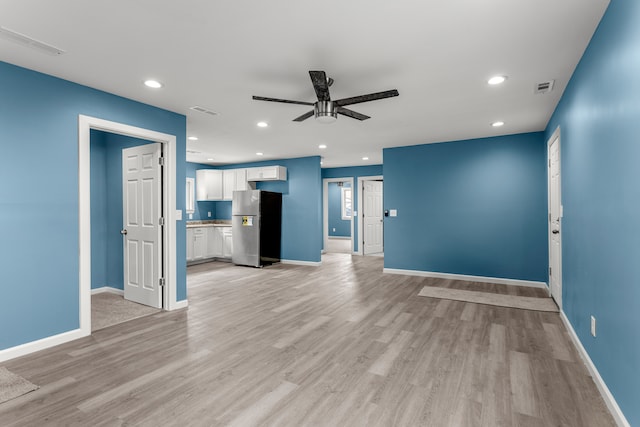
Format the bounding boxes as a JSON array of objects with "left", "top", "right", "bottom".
[
  {"left": 91, "top": 286, "right": 124, "bottom": 295},
  {"left": 281, "top": 259, "right": 322, "bottom": 267},
  {"left": 170, "top": 299, "right": 189, "bottom": 310},
  {"left": 560, "top": 312, "right": 629, "bottom": 427},
  {"left": 383, "top": 268, "right": 548, "bottom": 289},
  {"left": 0, "top": 328, "right": 88, "bottom": 363}
]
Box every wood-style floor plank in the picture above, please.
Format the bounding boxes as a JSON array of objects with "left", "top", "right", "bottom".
[{"left": 0, "top": 254, "right": 615, "bottom": 426}]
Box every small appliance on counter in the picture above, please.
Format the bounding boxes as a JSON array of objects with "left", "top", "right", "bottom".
[{"left": 231, "top": 190, "right": 282, "bottom": 267}]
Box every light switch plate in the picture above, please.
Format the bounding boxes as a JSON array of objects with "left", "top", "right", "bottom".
[
  {"left": 390, "top": 209, "right": 397, "bottom": 217},
  {"left": 176, "top": 209, "right": 183, "bottom": 220}
]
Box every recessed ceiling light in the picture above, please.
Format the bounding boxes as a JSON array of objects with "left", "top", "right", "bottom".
[
  {"left": 188, "top": 136, "right": 198, "bottom": 141},
  {"left": 362, "top": 156, "right": 369, "bottom": 161},
  {"left": 207, "top": 158, "right": 214, "bottom": 161},
  {"left": 256, "top": 152, "right": 264, "bottom": 156},
  {"left": 318, "top": 144, "right": 327, "bottom": 149},
  {"left": 144, "top": 79, "right": 163, "bottom": 89},
  {"left": 488, "top": 75, "right": 507, "bottom": 85},
  {"left": 492, "top": 121, "right": 505, "bottom": 127},
  {"left": 257, "top": 121, "right": 268, "bottom": 128}
]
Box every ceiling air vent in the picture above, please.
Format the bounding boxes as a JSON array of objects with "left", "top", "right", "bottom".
[
  {"left": 189, "top": 106, "right": 218, "bottom": 116},
  {"left": 535, "top": 80, "right": 555, "bottom": 94},
  {"left": 0, "top": 26, "right": 65, "bottom": 56},
  {"left": 186, "top": 150, "right": 201, "bottom": 154}
]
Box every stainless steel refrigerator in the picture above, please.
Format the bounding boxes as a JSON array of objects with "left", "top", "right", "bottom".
[{"left": 232, "top": 190, "right": 282, "bottom": 267}]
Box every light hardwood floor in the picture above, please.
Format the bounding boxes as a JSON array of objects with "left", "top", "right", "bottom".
[{"left": 0, "top": 254, "right": 615, "bottom": 426}]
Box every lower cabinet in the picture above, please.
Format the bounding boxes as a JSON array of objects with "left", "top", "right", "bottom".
[
  {"left": 222, "top": 228, "right": 233, "bottom": 258},
  {"left": 192, "top": 228, "right": 206, "bottom": 260},
  {"left": 187, "top": 225, "right": 233, "bottom": 262}
]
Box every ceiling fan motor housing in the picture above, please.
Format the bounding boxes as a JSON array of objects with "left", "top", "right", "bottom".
[{"left": 315, "top": 101, "right": 337, "bottom": 123}]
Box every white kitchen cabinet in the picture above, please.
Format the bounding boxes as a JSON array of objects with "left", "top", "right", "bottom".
[
  {"left": 206, "top": 227, "right": 223, "bottom": 258},
  {"left": 196, "top": 169, "right": 223, "bottom": 201},
  {"left": 192, "top": 227, "right": 206, "bottom": 260},
  {"left": 186, "top": 228, "right": 194, "bottom": 261},
  {"left": 221, "top": 227, "right": 233, "bottom": 258},
  {"left": 246, "top": 166, "right": 287, "bottom": 181},
  {"left": 223, "top": 168, "right": 252, "bottom": 200}
]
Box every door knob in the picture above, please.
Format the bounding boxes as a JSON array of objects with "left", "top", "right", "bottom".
[
  {"left": 120, "top": 229, "right": 128, "bottom": 235},
  {"left": 552, "top": 230, "right": 559, "bottom": 234}
]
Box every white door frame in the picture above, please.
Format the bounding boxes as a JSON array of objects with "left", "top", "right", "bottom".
[
  {"left": 357, "top": 175, "right": 383, "bottom": 255},
  {"left": 547, "top": 126, "right": 562, "bottom": 308},
  {"left": 79, "top": 115, "right": 181, "bottom": 337},
  {"left": 322, "top": 177, "right": 354, "bottom": 254}
]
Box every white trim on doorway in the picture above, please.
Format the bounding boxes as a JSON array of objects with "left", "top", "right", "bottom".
[
  {"left": 547, "top": 126, "right": 563, "bottom": 309},
  {"left": 357, "top": 175, "right": 383, "bottom": 256},
  {"left": 323, "top": 177, "right": 354, "bottom": 254},
  {"left": 78, "top": 115, "right": 182, "bottom": 340}
]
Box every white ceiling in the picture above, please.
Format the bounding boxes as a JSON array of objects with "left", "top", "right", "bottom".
[{"left": 1, "top": 0, "right": 609, "bottom": 167}]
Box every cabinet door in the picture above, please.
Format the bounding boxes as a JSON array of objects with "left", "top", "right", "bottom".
[
  {"left": 186, "top": 228, "right": 194, "bottom": 261},
  {"left": 223, "top": 169, "right": 235, "bottom": 201},
  {"left": 196, "top": 169, "right": 223, "bottom": 201},
  {"left": 234, "top": 169, "right": 249, "bottom": 191},
  {"left": 213, "top": 227, "right": 224, "bottom": 257},
  {"left": 206, "top": 227, "right": 217, "bottom": 258},
  {"left": 222, "top": 228, "right": 233, "bottom": 258},
  {"left": 193, "top": 228, "right": 206, "bottom": 259}
]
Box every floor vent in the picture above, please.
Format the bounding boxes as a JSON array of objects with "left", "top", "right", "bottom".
[
  {"left": 190, "top": 106, "right": 218, "bottom": 116},
  {"left": 0, "top": 26, "right": 65, "bottom": 56},
  {"left": 535, "top": 80, "right": 555, "bottom": 94}
]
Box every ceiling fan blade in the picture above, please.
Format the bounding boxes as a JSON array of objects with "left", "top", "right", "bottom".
[
  {"left": 337, "top": 107, "right": 370, "bottom": 121},
  {"left": 252, "top": 96, "right": 314, "bottom": 106},
  {"left": 334, "top": 89, "right": 399, "bottom": 107},
  {"left": 309, "top": 71, "right": 331, "bottom": 102},
  {"left": 293, "top": 110, "right": 315, "bottom": 122}
]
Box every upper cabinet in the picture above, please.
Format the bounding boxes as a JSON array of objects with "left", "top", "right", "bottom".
[
  {"left": 196, "top": 166, "right": 286, "bottom": 201},
  {"left": 246, "top": 166, "right": 287, "bottom": 181},
  {"left": 223, "top": 168, "right": 251, "bottom": 201},
  {"left": 196, "top": 169, "right": 223, "bottom": 201}
]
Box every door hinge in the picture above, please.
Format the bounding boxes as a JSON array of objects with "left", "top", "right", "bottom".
[
  {"left": 159, "top": 217, "right": 165, "bottom": 226},
  {"left": 159, "top": 156, "right": 165, "bottom": 166},
  {"left": 549, "top": 213, "right": 552, "bottom": 222},
  {"left": 549, "top": 267, "right": 552, "bottom": 276},
  {"left": 159, "top": 277, "right": 165, "bottom": 287},
  {"left": 548, "top": 158, "right": 551, "bottom": 168}
]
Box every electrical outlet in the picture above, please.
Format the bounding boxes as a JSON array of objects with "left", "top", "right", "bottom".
[
  {"left": 208, "top": 211, "right": 211, "bottom": 217},
  {"left": 332, "top": 228, "right": 336, "bottom": 232},
  {"left": 591, "top": 315, "right": 596, "bottom": 337}
]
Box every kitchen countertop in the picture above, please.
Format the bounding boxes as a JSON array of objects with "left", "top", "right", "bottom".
[{"left": 186, "top": 220, "right": 232, "bottom": 228}]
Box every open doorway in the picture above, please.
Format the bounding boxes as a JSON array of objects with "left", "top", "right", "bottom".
[
  {"left": 79, "top": 115, "right": 181, "bottom": 337},
  {"left": 323, "top": 177, "right": 354, "bottom": 254},
  {"left": 358, "top": 175, "right": 384, "bottom": 256}
]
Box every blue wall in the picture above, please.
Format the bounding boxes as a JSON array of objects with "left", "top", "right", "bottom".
[
  {"left": 0, "top": 61, "right": 187, "bottom": 351},
  {"left": 328, "top": 182, "right": 351, "bottom": 237},
  {"left": 546, "top": 0, "right": 637, "bottom": 423},
  {"left": 91, "top": 131, "right": 156, "bottom": 290},
  {"left": 322, "top": 165, "right": 383, "bottom": 251},
  {"left": 383, "top": 133, "right": 547, "bottom": 282},
  {"left": 186, "top": 161, "right": 218, "bottom": 221}
]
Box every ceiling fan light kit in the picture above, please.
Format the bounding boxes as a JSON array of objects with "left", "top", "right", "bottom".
[
  {"left": 253, "top": 70, "right": 398, "bottom": 123},
  {"left": 314, "top": 101, "right": 337, "bottom": 123}
]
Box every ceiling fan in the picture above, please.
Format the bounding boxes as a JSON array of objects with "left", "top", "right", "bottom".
[{"left": 252, "top": 70, "right": 399, "bottom": 123}]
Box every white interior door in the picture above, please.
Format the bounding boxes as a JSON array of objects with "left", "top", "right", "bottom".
[
  {"left": 363, "top": 180, "right": 383, "bottom": 255},
  {"left": 548, "top": 132, "right": 562, "bottom": 307},
  {"left": 122, "top": 143, "right": 163, "bottom": 308}
]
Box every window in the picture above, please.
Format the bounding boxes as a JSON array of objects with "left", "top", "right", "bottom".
[
  {"left": 186, "top": 177, "right": 195, "bottom": 214},
  {"left": 341, "top": 186, "right": 352, "bottom": 220}
]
